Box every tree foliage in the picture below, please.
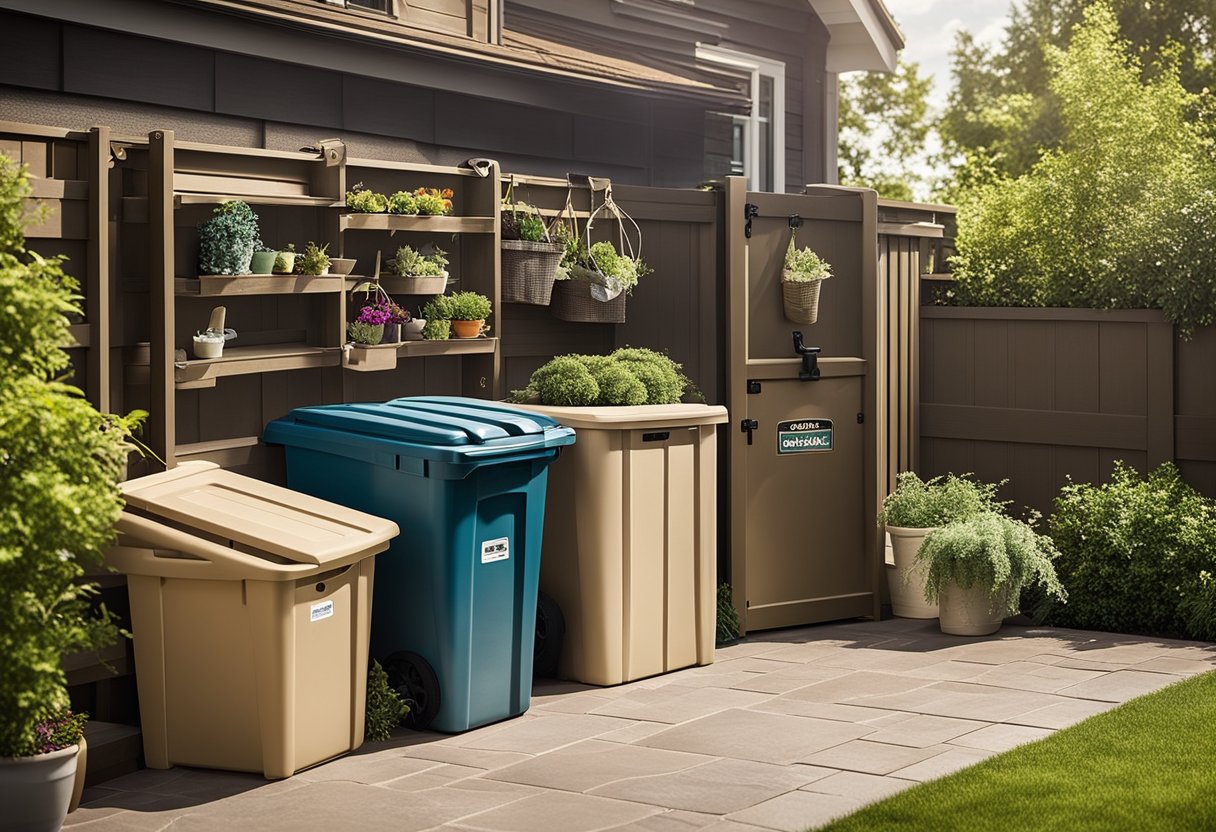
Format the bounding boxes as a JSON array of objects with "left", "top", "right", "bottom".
[{"left": 0, "top": 155, "right": 143, "bottom": 757}]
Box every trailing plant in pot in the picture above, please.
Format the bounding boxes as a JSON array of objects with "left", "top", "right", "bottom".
[
  {"left": 782, "top": 240, "right": 832, "bottom": 324},
  {"left": 296, "top": 241, "right": 331, "bottom": 276},
  {"left": 197, "top": 200, "right": 260, "bottom": 275},
  {"left": 0, "top": 155, "right": 144, "bottom": 831},
  {"left": 445, "top": 291, "right": 492, "bottom": 338},
  {"left": 915, "top": 512, "right": 1067, "bottom": 636},
  {"left": 878, "top": 472, "right": 1006, "bottom": 619}
]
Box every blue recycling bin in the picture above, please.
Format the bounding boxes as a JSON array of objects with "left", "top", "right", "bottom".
[{"left": 264, "top": 396, "right": 575, "bottom": 733}]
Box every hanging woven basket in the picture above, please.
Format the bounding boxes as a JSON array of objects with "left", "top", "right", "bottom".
[
  {"left": 781, "top": 271, "right": 824, "bottom": 324},
  {"left": 501, "top": 239, "right": 564, "bottom": 305},
  {"left": 550, "top": 270, "right": 627, "bottom": 324}
]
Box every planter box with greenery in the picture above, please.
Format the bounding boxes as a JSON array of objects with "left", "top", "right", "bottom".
[
  {"left": 781, "top": 239, "right": 832, "bottom": 324},
  {"left": 0, "top": 156, "right": 142, "bottom": 831},
  {"left": 384, "top": 245, "right": 448, "bottom": 295}
]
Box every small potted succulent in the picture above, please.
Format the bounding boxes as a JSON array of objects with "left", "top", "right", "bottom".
[
  {"left": 385, "top": 245, "right": 448, "bottom": 294},
  {"left": 250, "top": 244, "right": 277, "bottom": 275},
  {"left": 197, "top": 200, "right": 260, "bottom": 275},
  {"left": 348, "top": 302, "right": 391, "bottom": 346},
  {"left": 916, "top": 512, "right": 1067, "bottom": 636},
  {"left": 420, "top": 296, "right": 451, "bottom": 341},
  {"left": 782, "top": 240, "right": 832, "bottom": 324},
  {"left": 296, "top": 242, "right": 331, "bottom": 276},
  {"left": 445, "top": 291, "right": 492, "bottom": 339},
  {"left": 274, "top": 243, "right": 297, "bottom": 275},
  {"left": 413, "top": 187, "right": 454, "bottom": 216},
  {"left": 345, "top": 183, "right": 388, "bottom": 214},
  {"left": 878, "top": 472, "right": 1006, "bottom": 619}
]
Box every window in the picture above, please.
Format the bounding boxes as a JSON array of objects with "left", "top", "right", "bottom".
[{"left": 697, "top": 46, "right": 786, "bottom": 193}]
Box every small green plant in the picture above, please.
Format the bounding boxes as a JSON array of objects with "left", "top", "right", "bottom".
[
  {"left": 421, "top": 318, "right": 450, "bottom": 340},
  {"left": 345, "top": 183, "right": 388, "bottom": 213},
  {"left": 296, "top": 241, "right": 330, "bottom": 276},
  {"left": 501, "top": 204, "right": 548, "bottom": 243},
  {"left": 386, "top": 190, "right": 419, "bottom": 215},
  {"left": 445, "top": 291, "right": 492, "bottom": 321},
  {"left": 0, "top": 156, "right": 144, "bottom": 758},
  {"left": 197, "top": 200, "right": 260, "bottom": 275},
  {"left": 587, "top": 240, "right": 651, "bottom": 295},
  {"left": 783, "top": 240, "right": 832, "bottom": 282},
  {"left": 1048, "top": 462, "right": 1216, "bottom": 640},
  {"left": 346, "top": 321, "right": 381, "bottom": 345},
  {"left": 34, "top": 711, "right": 88, "bottom": 754},
  {"left": 716, "top": 584, "right": 741, "bottom": 645},
  {"left": 387, "top": 245, "right": 447, "bottom": 277},
  {"left": 916, "top": 512, "right": 1067, "bottom": 619},
  {"left": 420, "top": 295, "right": 453, "bottom": 322},
  {"left": 879, "top": 471, "right": 1007, "bottom": 529},
  {"left": 365, "top": 660, "right": 409, "bottom": 742}
]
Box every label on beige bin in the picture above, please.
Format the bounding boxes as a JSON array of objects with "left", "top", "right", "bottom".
[
  {"left": 777, "top": 419, "right": 833, "bottom": 454},
  {"left": 310, "top": 599, "right": 335, "bottom": 622},
  {"left": 481, "top": 537, "right": 509, "bottom": 564}
]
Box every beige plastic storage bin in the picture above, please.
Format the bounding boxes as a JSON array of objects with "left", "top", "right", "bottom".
[
  {"left": 107, "top": 462, "right": 399, "bottom": 779},
  {"left": 514, "top": 404, "right": 728, "bottom": 686}
]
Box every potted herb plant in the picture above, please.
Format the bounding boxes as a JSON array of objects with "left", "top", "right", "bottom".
[
  {"left": 273, "top": 243, "right": 296, "bottom": 275},
  {"left": 345, "top": 183, "right": 388, "bottom": 214},
  {"left": 0, "top": 156, "right": 142, "bottom": 831},
  {"left": 197, "top": 199, "right": 260, "bottom": 275},
  {"left": 413, "top": 187, "right": 454, "bottom": 216},
  {"left": 915, "top": 512, "right": 1067, "bottom": 636},
  {"left": 445, "top": 291, "right": 492, "bottom": 339},
  {"left": 878, "top": 472, "right": 1005, "bottom": 619},
  {"left": 782, "top": 239, "right": 832, "bottom": 324},
  {"left": 250, "top": 245, "right": 277, "bottom": 275},
  {"left": 420, "top": 296, "right": 451, "bottom": 340},
  {"left": 296, "top": 241, "right": 331, "bottom": 276},
  {"left": 501, "top": 197, "right": 563, "bottom": 306},
  {"left": 385, "top": 245, "right": 448, "bottom": 294}
]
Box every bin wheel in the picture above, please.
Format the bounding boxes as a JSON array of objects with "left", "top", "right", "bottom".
[
  {"left": 534, "top": 593, "right": 565, "bottom": 679},
  {"left": 384, "top": 651, "right": 441, "bottom": 730}
]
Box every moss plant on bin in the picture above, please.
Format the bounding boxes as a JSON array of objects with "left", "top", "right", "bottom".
[
  {"left": 507, "top": 348, "right": 696, "bottom": 408},
  {"left": 915, "top": 512, "right": 1067, "bottom": 620},
  {"left": 0, "top": 155, "right": 145, "bottom": 759}
]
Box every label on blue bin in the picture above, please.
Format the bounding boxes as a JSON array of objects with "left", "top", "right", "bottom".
[
  {"left": 310, "top": 600, "right": 334, "bottom": 622},
  {"left": 481, "top": 537, "right": 510, "bottom": 564}
]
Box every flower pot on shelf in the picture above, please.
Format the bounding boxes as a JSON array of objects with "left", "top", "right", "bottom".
[
  {"left": 0, "top": 743, "right": 81, "bottom": 832},
  {"left": 450, "top": 319, "right": 485, "bottom": 339},
  {"left": 501, "top": 240, "right": 563, "bottom": 305},
  {"left": 379, "top": 323, "right": 401, "bottom": 345},
  {"left": 402, "top": 319, "right": 426, "bottom": 341},
  {"left": 885, "top": 525, "right": 939, "bottom": 619},
  {"left": 392, "top": 274, "right": 448, "bottom": 295},
  {"left": 274, "top": 251, "right": 297, "bottom": 274},
  {"left": 249, "top": 251, "right": 277, "bottom": 275},
  {"left": 781, "top": 271, "right": 825, "bottom": 324},
  {"left": 329, "top": 257, "right": 357, "bottom": 276},
  {"left": 550, "top": 278, "right": 626, "bottom": 324}
]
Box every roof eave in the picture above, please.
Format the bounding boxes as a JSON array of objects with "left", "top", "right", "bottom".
[{"left": 807, "top": 0, "right": 903, "bottom": 73}]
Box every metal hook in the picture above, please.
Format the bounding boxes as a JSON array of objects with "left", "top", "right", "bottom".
[
  {"left": 789, "top": 214, "right": 803, "bottom": 229},
  {"left": 744, "top": 203, "right": 759, "bottom": 239}
]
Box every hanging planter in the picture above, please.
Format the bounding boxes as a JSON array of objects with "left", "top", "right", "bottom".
[
  {"left": 551, "top": 179, "right": 648, "bottom": 325},
  {"left": 781, "top": 232, "right": 832, "bottom": 324},
  {"left": 501, "top": 178, "right": 564, "bottom": 306}
]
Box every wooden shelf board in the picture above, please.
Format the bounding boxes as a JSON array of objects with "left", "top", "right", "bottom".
[
  {"left": 175, "top": 192, "right": 336, "bottom": 208},
  {"left": 175, "top": 344, "right": 339, "bottom": 388},
  {"left": 176, "top": 275, "right": 345, "bottom": 296},
  {"left": 339, "top": 213, "right": 495, "bottom": 234},
  {"left": 347, "top": 275, "right": 450, "bottom": 295},
  {"left": 398, "top": 336, "right": 497, "bottom": 357}
]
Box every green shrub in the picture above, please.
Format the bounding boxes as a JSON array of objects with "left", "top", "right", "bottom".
[
  {"left": 610, "top": 348, "right": 687, "bottom": 404},
  {"left": 421, "top": 319, "right": 450, "bottom": 340},
  {"left": 510, "top": 349, "right": 694, "bottom": 407},
  {"left": 949, "top": 5, "right": 1216, "bottom": 336},
  {"left": 345, "top": 184, "right": 388, "bottom": 214},
  {"left": 917, "top": 512, "right": 1066, "bottom": 618},
  {"left": 783, "top": 241, "right": 832, "bottom": 282},
  {"left": 0, "top": 155, "right": 143, "bottom": 757},
  {"left": 1047, "top": 462, "right": 1216, "bottom": 639},
  {"left": 386, "top": 191, "right": 418, "bottom": 215},
  {"left": 365, "top": 660, "right": 409, "bottom": 742},
  {"left": 589, "top": 362, "right": 647, "bottom": 406},
  {"left": 528, "top": 356, "right": 599, "bottom": 407},
  {"left": 879, "top": 471, "right": 1006, "bottom": 529},
  {"left": 197, "top": 200, "right": 259, "bottom": 275},
  {"left": 420, "top": 296, "right": 453, "bottom": 322},
  {"left": 445, "top": 291, "right": 491, "bottom": 321}
]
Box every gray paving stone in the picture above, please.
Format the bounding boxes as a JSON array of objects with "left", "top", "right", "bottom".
[
  {"left": 967, "top": 661, "right": 1108, "bottom": 693},
  {"left": 747, "top": 699, "right": 898, "bottom": 723},
  {"left": 1131, "top": 656, "right": 1216, "bottom": 676},
  {"left": 639, "top": 708, "right": 872, "bottom": 765},
  {"left": 589, "top": 685, "right": 773, "bottom": 724},
  {"left": 455, "top": 713, "right": 635, "bottom": 754},
  {"left": 801, "top": 740, "right": 945, "bottom": 775},
  {"left": 888, "top": 747, "right": 997, "bottom": 781},
  {"left": 296, "top": 752, "right": 442, "bottom": 784},
  {"left": 861, "top": 714, "right": 988, "bottom": 748},
  {"left": 947, "top": 723, "right": 1054, "bottom": 752},
  {"left": 799, "top": 770, "right": 917, "bottom": 802},
  {"left": 483, "top": 739, "right": 709, "bottom": 792},
  {"left": 727, "top": 664, "right": 854, "bottom": 695},
  {"left": 725, "top": 790, "right": 862, "bottom": 831},
  {"left": 1056, "top": 669, "right": 1185, "bottom": 702},
  {"left": 780, "top": 671, "right": 936, "bottom": 703},
  {"left": 1003, "top": 698, "right": 1115, "bottom": 729},
  {"left": 398, "top": 744, "right": 534, "bottom": 771},
  {"left": 455, "top": 790, "right": 661, "bottom": 832}
]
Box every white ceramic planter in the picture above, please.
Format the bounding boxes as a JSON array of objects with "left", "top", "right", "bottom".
[
  {"left": 885, "top": 525, "right": 939, "bottom": 619},
  {"left": 938, "top": 581, "right": 1007, "bottom": 636},
  {"left": 0, "top": 743, "right": 80, "bottom": 832}
]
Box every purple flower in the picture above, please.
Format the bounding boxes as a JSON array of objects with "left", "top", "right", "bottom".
[{"left": 356, "top": 304, "right": 392, "bottom": 326}]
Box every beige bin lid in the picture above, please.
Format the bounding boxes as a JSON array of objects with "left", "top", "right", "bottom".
[
  {"left": 510, "top": 403, "right": 728, "bottom": 431},
  {"left": 112, "top": 461, "right": 399, "bottom": 580}
]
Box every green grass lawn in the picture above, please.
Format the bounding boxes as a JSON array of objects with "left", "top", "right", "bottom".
[{"left": 815, "top": 671, "right": 1216, "bottom": 832}]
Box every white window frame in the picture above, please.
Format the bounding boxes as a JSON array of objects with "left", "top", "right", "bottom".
[{"left": 696, "top": 45, "right": 786, "bottom": 193}]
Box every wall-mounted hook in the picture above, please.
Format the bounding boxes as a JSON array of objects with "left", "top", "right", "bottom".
[
  {"left": 789, "top": 214, "right": 803, "bottom": 229},
  {"left": 744, "top": 203, "right": 759, "bottom": 238}
]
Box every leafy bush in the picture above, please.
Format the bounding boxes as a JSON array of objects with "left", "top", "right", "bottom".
[
  {"left": 783, "top": 241, "right": 832, "bottom": 282},
  {"left": 273, "top": 242, "right": 295, "bottom": 274},
  {"left": 197, "top": 200, "right": 259, "bottom": 275},
  {"left": 345, "top": 184, "right": 388, "bottom": 214},
  {"left": 420, "top": 295, "right": 453, "bottom": 322},
  {"left": 949, "top": 5, "right": 1216, "bottom": 336},
  {"left": 509, "top": 349, "right": 693, "bottom": 407},
  {"left": 879, "top": 471, "right": 1006, "bottom": 529},
  {"left": 421, "top": 319, "right": 450, "bottom": 340},
  {"left": 346, "top": 321, "right": 382, "bottom": 345},
  {"left": 365, "top": 660, "right": 409, "bottom": 742},
  {"left": 610, "top": 348, "right": 687, "bottom": 405},
  {"left": 588, "top": 361, "right": 647, "bottom": 406},
  {"left": 386, "top": 191, "right": 418, "bottom": 215},
  {"left": 527, "top": 356, "right": 600, "bottom": 407},
  {"left": 388, "top": 245, "right": 447, "bottom": 277},
  {"left": 1047, "top": 462, "right": 1216, "bottom": 639},
  {"left": 445, "top": 291, "right": 491, "bottom": 321},
  {"left": 0, "top": 156, "right": 143, "bottom": 757},
  {"left": 716, "top": 584, "right": 741, "bottom": 645},
  {"left": 916, "top": 512, "right": 1066, "bottom": 618},
  {"left": 296, "top": 241, "right": 330, "bottom": 275}
]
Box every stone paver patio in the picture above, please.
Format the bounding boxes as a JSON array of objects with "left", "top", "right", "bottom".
[{"left": 69, "top": 619, "right": 1216, "bottom": 832}]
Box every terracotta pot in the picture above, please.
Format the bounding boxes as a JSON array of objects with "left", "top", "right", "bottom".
[
  {"left": 450, "top": 319, "right": 485, "bottom": 339},
  {"left": 885, "top": 525, "right": 939, "bottom": 619},
  {"left": 0, "top": 743, "right": 80, "bottom": 832},
  {"left": 938, "top": 581, "right": 1008, "bottom": 636}
]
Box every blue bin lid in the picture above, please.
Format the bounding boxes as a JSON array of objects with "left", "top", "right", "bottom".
[{"left": 264, "top": 396, "right": 575, "bottom": 468}]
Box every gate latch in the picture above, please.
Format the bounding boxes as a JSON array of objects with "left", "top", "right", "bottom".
[
  {"left": 792, "top": 331, "right": 821, "bottom": 381},
  {"left": 744, "top": 203, "right": 759, "bottom": 239},
  {"left": 740, "top": 419, "right": 759, "bottom": 445}
]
